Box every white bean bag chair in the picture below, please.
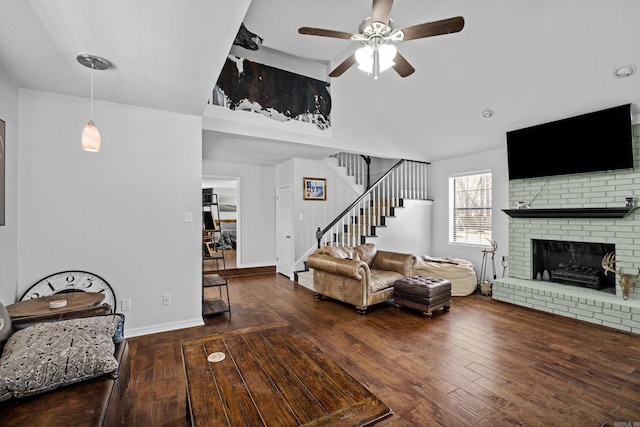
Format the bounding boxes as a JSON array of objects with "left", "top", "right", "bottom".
[{"left": 413, "top": 256, "right": 477, "bottom": 296}]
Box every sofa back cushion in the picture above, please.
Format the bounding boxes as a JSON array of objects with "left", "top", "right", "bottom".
[
  {"left": 320, "top": 245, "right": 355, "bottom": 260},
  {"left": 353, "top": 243, "right": 377, "bottom": 266},
  {"left": 317, "top": 243, "right": 378, "bottom": 266}
]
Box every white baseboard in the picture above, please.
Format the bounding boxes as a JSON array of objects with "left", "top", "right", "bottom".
[{"left": 123, "top": 317, "right": 205, "bottom": 338}]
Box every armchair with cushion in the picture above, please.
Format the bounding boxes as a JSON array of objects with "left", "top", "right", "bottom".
[{"left": 307, "top": 243, "right": 416, "bottom": 314}]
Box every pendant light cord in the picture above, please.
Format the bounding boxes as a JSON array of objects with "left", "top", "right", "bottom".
[{"left": 90, "top": 62, "right": 95, "bottom": 122}]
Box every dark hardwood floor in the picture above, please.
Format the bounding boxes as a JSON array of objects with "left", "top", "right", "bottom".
[{"left": 123, "top": 273, "right": 640, "bottom": 426}]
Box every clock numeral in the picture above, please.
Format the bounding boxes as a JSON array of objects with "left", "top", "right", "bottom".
[
  {"left": 80, "top": 278, "right": 94, "bottom": 289},
  {"left": 47, "top": 281, "right": 56, "bottom": 292},
  {"left": 65, "top": 275, "right": 76, "bottom": 283}
]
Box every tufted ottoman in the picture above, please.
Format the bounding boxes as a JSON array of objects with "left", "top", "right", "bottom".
[{"left": 393, "top": 275, "right": 452, "bottom": 318}]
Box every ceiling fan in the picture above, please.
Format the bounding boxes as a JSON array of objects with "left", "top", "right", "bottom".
[{"left": 298, "top": 0, "right": 464, "bottom": 79}]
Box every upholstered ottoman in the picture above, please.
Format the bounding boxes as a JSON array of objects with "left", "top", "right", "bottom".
[{"left": 393, "top": 275, "right": 452, "bottom": 318}]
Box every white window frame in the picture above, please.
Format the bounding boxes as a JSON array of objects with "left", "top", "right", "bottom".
[{"left": 448, "top": 170, "right": 492, "bottom": 247}]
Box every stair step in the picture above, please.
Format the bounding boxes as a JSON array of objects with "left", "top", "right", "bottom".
[
  {"left": 295, "top": 269, "right": 314, "bottom": 291},
  {"left": 344, "top": 223, "right": 376, "bottom": 235}
]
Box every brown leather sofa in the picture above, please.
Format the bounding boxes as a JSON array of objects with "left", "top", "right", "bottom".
[
  {"left": 308, "top": 243, "right": 416, "bottom": 314},
  {"left": 0, "top": 302, "right": 130, "bottom": 427}
]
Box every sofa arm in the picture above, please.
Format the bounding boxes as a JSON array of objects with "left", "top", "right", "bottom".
[
  {"left": 307, "top": 254, "right": 369, "bottom": 280},
  {"left": 371, "top": 251, "right": 416, "bottom": 277}
]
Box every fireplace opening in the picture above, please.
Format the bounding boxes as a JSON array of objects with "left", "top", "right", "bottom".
[{"left": 532, "top": 239, "right": 615, "bottom": 294}]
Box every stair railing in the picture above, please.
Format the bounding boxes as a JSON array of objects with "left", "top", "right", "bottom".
[
  {"left": 316, "top": 159, "right": 430, "bottom": 248},
  {"left": 330, "top": 153, "right": 370, "bottom": 187}
]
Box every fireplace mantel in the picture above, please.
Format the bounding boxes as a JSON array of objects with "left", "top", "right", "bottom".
[{"left": 502, "top": 206, "right": 637, "bottom": 219}]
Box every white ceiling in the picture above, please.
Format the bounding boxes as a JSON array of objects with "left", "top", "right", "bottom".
[{"left": 1, "top": 1, "right": 639, "bottom": 165}]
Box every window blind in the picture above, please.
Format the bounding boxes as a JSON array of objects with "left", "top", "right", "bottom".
[{"left": 450, "top": 172, "right": 492, "bottom": 245}]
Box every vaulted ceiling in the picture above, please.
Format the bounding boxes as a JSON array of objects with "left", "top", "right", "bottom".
[{"left": 1, "top": 1, "right": 639, "bottom": 165}]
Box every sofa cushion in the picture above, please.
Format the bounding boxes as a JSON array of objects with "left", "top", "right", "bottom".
[
  {"left": 369, "top": 270, "right": 404, "bottom": 293},
  {"left": 353, "top": 243, "right": 377, "bottom": 266},
  {"left": 322, "top": 245, "right": 356, "bottom": 260},
  {"left": 0, "top": 315, "right": 121, "bottom": 401}
]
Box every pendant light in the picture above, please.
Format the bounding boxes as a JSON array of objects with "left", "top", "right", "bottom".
[{"left": 77, "top": 53, "right": 110, "bottom": 152}]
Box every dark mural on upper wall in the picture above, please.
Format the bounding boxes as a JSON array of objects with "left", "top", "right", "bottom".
[{"left": 212, "top": 55, "right": 332, "bottom": 130}]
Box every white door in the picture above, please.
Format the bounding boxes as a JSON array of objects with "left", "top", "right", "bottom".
[{"left": 276, "top": 185, "right": 293, "bottom": 277}]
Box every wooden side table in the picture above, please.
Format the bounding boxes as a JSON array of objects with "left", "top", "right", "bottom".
[{"left": 6, "top": 292, "right": 107, "bottom": 319}]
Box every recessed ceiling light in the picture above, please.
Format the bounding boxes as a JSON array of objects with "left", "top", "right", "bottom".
[
  {"left": 614, "top": 66, "right": 635, "bottom": 78},
  {"left": 482, "top": 109, "right": 494, "bottom": 118}
]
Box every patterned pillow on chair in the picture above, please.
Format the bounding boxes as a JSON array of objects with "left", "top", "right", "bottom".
[{"left": 0, "top": 315, "right": 121, "bottom": 401}]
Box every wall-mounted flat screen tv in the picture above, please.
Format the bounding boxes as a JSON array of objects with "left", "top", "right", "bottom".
[{"left": 506, "top": 104, "right": 633, "bottom": 180}]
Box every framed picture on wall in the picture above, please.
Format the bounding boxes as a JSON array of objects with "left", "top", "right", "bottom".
[{"left": 303, "top": 177, "right": 326, "bottom": 201}]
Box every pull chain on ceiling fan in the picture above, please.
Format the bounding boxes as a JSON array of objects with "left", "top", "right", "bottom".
[{"left": 298, "top": 0, "right": 464, "bottom": 79}]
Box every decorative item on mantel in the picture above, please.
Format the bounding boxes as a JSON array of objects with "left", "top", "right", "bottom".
[{"left": 601, "top": 252, "right": 639, "bottom": 300}]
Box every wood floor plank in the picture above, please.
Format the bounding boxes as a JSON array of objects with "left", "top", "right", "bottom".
[{"left": 123, "top": 273, "right": 640, "bottom": 426}]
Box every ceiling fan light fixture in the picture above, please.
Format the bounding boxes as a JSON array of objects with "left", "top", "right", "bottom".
[
  {"left": 299, "top": 0, "right": 464, "bottom": 79},
  {"left": 355, "top": 44, "right": 396, "bottom": 77},
  {"left": 378, "top": 44, "right": 397, "bottom": 72},
  {"left": 355, "top": 45, "right": 374, "bottom": 72}
]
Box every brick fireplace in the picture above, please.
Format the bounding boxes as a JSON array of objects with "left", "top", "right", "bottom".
[{"left": 493, "top": 125, "right": 640, "bottom": 334}]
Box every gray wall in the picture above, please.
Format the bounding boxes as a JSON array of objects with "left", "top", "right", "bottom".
[
  {"left": 0, "top": 70, "right": 19, "bottom": 304},
  {"left": 429, "top": 147, "right": 510, "bottom": 279},
  {"left": 15, "top": 89, "right": 203, "bottom": 336}
]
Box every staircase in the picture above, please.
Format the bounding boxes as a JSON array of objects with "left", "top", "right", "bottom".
[
  {"left": 319, "top": 158, "right": 429, "bottom": 247},
  {"left": 295, "top": 156, "right": 430, "bottom": 290}
]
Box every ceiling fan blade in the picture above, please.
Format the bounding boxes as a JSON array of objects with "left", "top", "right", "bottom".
[
  {"left": 400, "top": 16, "right": 465, "bottom": 41},
  {"left": 371, "top": 0, "right": 394, "bottom": 25},
  {"left": 392, "top": 52, "right": 415, "bottom": 77},
  {"left": 329, "top": 54, "right": 357, "bottom": 77},
  {"left": 298, "top": 27, "right": 355, "bottom": 40}
]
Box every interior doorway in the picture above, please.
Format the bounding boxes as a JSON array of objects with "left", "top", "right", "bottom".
[{"left": 202, "top": 176, "right": 238, "bottom": 269}]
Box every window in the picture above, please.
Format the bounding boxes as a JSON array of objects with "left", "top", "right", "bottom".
[{"left": 449, "top": 171, "right": 492, "bottom": 245}]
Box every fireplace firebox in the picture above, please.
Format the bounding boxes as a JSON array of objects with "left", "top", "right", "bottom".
[{"left": 531, "top": 239, "right": 615, "bottom": 294}]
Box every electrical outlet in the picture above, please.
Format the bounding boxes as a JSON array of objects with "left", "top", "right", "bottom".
[
  {"left": 163, "top": 294, "right": 171, "bottom": 305},
  {"left": 121, "top": 298, "right": 132, "bottom": 311}
]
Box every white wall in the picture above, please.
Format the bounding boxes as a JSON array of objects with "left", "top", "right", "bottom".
[
  {"left": 291, "top": 158, "right": 361, "bottom": 266},
  {"left": 202, "top": 158, "right": 276, "bottom": 268},
  {"left": 372, "top": 200, "right": 433, "bottom": 255},
  {"left": 429, "top": 147, "right": 510, "bottom": 278},
  {"left": 17, "top": 90, "right": 203, "bottom": 336},
  {"left": 0, "top": 70, "right": 19, "bottom": 305},
  {"left": 274, "top": 157, "right": 361, "bottom": 271}
]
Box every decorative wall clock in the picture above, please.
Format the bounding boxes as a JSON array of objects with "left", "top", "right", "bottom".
[{"left": 20, "top": 270, "right": 116, "bottom": 311}]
